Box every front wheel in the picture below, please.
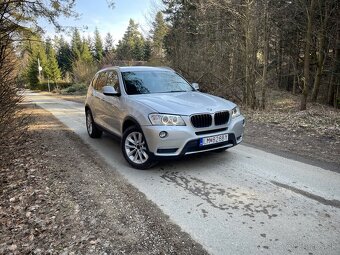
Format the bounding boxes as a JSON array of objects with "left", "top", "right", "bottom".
[
  {"left": 86, "top": 109, "right": 102, "bottom": 138},
  {"left": 122, "top": 126, "right": 156, "bottom": 170}
]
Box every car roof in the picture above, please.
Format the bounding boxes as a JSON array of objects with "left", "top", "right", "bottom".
[{"left": 99, "top": 66, "right": 174, "bottom": 73}]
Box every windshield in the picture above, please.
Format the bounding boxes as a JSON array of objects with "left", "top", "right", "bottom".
[{"left": 121, "top": 71, "right": 194, "bottom": 95}]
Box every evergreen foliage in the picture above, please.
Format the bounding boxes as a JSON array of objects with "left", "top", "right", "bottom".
[
  {"left": 104, "top": 32, "right": 115, "bottom": 55},
  {"left": 56, "top": 36, "right": 73, "bottom": 77},
  {"left": 150, "top": 12, "right": 168, "bottom": 60},
  {"left": 25, "top": 36, "right": 49, "bottom": 88},
  {"left": 45, "top": 38, "right": 62, "bottom": 85},
  {"left": 116, "top": 19, "right": 147, "bottom": 61},
  {"left": 94, "top": 27, "right": 104, "bottom": 62},
  {"left": 71, "top": 28, "right": 82, "bottom": 60},
  {"left": 81, "top": 37, "right": 93, "bottom": 63}
]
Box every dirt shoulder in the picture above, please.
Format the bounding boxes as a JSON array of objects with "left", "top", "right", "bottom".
[
  {"left": 0, "top": 104, "right": 207, "bottom": 254},
  {"left": 242, "top": 90, "right": 340, "bottom": 171}
]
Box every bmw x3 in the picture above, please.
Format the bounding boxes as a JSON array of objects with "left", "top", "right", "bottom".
[{"left": 85, "top": 66, "right": 245, "bottom": 169}]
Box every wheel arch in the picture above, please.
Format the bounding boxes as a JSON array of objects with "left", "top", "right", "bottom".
[
  {"left": 85, "top": 104, "right": 91, "bottom": 113},
  {"left": 122, "top": 116, "right": 141, "bottom": 134}
]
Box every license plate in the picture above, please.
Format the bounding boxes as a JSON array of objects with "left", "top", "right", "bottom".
[{"left": 199, "top": 133, "right": 229, "bottom": 146}]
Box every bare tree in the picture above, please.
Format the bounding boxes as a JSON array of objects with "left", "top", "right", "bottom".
[
  {"left": 301, "top": 0, "right": 315, "bottom": 110},
  {"left": 0, "top": 0, "right": 76, "bottom": 155}
]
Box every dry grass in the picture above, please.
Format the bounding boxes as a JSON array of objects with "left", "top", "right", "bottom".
[
  {"left": 243, "top": 89, "right": 340, "bottom": 138},
  {"left": 40, "top": 91, "right": 86, "bottom": 104}
]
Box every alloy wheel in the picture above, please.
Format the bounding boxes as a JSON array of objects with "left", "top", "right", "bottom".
[
  {"left": 86, "top": 111, "right": 93, "bottom": 135},
  {"left": 124, "top": 131, "right": 149, "bottom": 164}
]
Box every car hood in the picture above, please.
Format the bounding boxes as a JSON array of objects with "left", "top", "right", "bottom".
[{"left": 132, "top": 92, "right": 236, "bottom": 115}]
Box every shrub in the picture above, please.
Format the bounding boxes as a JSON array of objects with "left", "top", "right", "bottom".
[
  {"left": 38, "top": 81, "right": 72, "bottom": 91},
  {"left": 72, "top": 59, "right": 97, "bottom": 85},
  {"left": 0, "top": 47, "right": 27, "bottom": 155},
  {"left": 61, "top": 83, "right": 87, "bottom": 94}
]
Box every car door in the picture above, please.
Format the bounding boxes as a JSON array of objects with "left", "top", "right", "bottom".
[
  {"left": 101, "top": 70, "right": 123, "bottom": 136},
  {"left": 92, "top": 71, "right": 108, "bottom": 127}
]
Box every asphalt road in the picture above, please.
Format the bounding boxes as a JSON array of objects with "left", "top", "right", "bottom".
[{"left": 26, "top": 92, "right": 340, "bottom": 255}]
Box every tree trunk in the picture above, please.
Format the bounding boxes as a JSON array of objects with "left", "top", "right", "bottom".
[
  {"left": 244, "top": 0, "right": 251, "bottom": 107},
  {"left": 327, "top": 14, "right": 340, "bottom": 107},
  {"left": 292, "top": 30, "right": 300, "bottom": 95},
  {"left": 261, "top": 0, "right": 269, "bottom": 110},
  {"left": 277, "top": 38, "right": 283, "bottom": 89},
  {"left": 311, "top": 3, "right": 329, "bottom": 102},
  {"left": 300, "top": 0, "right": 315, "bottom": 111},
  {"left": 311, "top": 31, "right": 325, "bottom": 101}
]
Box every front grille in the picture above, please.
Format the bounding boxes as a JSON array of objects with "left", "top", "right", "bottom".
[
  {"left": 191, "top": 114, "right": 212, "bottom": 128},
  {"left": 214, "top": 111, "right": 229, "bottom": 125}
]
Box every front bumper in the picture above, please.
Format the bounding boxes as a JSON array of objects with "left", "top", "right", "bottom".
[{"left": 141, "top": 115, "right": 245, "bottom": 157}]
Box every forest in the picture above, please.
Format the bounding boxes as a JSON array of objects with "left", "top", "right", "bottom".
[
  {"left": 1, "top": 2, "right": 340, "bottom": 254},
  {"left": 0, "top": 0, "right": 339, "bottom": 149},
  {"left": 13, "top": 0, "right": 340, "bottom": 111},
  {"left": 20, "top": 18, "right": 161, "bottom": 92},
  {"left": 162, "top": 0, "right": 339, "bottom": 110}
]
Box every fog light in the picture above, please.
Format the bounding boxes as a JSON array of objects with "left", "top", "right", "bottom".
[{"left": 159, "top": 131, "right": 168, "bottom": 138}]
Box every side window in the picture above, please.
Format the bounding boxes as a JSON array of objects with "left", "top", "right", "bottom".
[
  {"left": 106, "top": 71, "right": 120, "bottom": 92},
  {"left": 94, "top": 72, "right": 107, "bottom": 91}
]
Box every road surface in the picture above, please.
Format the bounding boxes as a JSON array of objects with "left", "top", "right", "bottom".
[{"left": 26, "top": 92, "right": 340, "bottom": 255}]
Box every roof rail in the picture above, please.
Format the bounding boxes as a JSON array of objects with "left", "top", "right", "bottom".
[{"left": 157, "top": 66, "right": 175, "bottom": 71}]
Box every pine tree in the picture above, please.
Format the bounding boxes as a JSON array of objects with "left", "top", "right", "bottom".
[
  {"left": 104, "top": 32, "right": 115, "bottom": 55},
  {"left": 26, "top": 57, "right": 40, "bottom": 89},
  {"left": 132, "top": 36, "right": 145, "bottom": 61},
  {"left": 116, "top": 19, "right": 146, "bottom": 61},
  {"left": 94, "top": 27, "right": 104, "bottom": 62},
  {"left": 81, "top": 37, "right": 93, "bottom": 63},
  {"left": 71, "top": 28, "right": 82, "bottom": 60},
  {"left": 150, "top": 11, "right": 168, "bottom": 59},
  {"left": 25, "top": 35, "right": 49, "bottom": 88},
  {"left": 56, "top": 35, "right": 73, "bottom": 77},
  {"left": 45, "top": 38, "right": 61, "bottom": 85},
  {"left": 144, "top": 39, "right": 152, "bottom": 61}
]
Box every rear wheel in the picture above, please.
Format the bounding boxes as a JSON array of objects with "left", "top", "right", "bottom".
[
  {"left": 86, "top": 109, "right": 102, "bottom": 138},
  {"left": 122, "top": 126, "right": 156, "bottom": 169}
]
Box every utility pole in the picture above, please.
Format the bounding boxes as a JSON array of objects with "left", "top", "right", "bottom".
[
  {"left": 37, "top": 58, "right": 42, "bottom": 79},
  {"left": 37, "top": 57, "right": 50, "bottom": 92}
]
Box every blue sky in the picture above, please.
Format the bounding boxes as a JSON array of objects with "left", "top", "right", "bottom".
[{"left": 39, "top": 0, "right": 159, "bottom": 44}]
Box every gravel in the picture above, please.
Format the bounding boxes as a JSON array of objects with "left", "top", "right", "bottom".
[{"left": 0, "top": 104, "right": 208, "bottom": 255}]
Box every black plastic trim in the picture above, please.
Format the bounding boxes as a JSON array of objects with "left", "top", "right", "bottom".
[
  {"left": 157, "top": 148, "right": 179, "bottom": 154},
  {"left": 195, "top": 128, "right": 227, "bottom": 136},
  {"left": 179, "top": 133, "right": 236, "bottom": 155}
]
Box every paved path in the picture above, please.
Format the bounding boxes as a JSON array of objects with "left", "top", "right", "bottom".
[{"left": 26, "top": 92, "right": 340, "bottom": 255}]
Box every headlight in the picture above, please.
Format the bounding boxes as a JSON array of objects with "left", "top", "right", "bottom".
[
  {"left": 149, "top": 113, "right": 186, "bottom": 126},
  {"left": 231, "top": 106, "right": 241, "bottom": 118}
]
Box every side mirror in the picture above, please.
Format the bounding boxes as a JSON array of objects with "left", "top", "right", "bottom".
[
  {"left": 192, "top": 83, "right": 200, "bottom": 91},
  {"left": 103, "top": 86, "right": 120, "bottom": 96}
]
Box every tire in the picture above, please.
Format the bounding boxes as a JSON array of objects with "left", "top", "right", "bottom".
[
  {"left": 86, "top": 109, "right": 102, "bottom": 138},
  {"left": 121, "top": 126, "right": 156, "bottom": 170}
]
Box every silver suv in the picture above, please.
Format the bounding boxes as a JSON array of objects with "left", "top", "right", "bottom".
[{"left": 85, "top": 66, "right": 245, "bottom": 169}]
